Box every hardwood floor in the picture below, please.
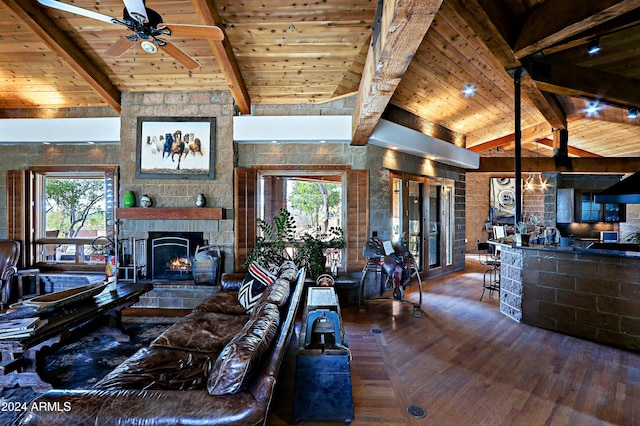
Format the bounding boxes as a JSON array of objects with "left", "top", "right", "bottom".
[{"left": 268, "top": 257, "right": 640, "bottom": 425}]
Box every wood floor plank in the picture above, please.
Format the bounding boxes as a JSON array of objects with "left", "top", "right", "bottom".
[{"left": 269, "top": 257, "right": 640, "bottom": 425}]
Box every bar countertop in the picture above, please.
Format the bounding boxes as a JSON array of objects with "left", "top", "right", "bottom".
[{"left": 490, "top": 239, "right": 640, "bottom": 258}]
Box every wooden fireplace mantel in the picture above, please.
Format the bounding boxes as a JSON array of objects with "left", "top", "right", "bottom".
[{"left": 116, "top": 207, "right": 223, "bottom": 220}]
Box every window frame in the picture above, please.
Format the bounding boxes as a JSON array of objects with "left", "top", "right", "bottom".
[
  {"left": 576, "top": 190, "right": 625, "bottom": 223},
  {"left": 30, "top": 165, "right": 118, "bottom": 270}
]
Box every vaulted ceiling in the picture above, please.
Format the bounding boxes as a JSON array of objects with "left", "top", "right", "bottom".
[{"left": 2, "top": 0, "right": 640, "bottom": 161}]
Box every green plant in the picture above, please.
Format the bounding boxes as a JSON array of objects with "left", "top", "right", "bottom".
[
  {"left": 295, "top": 226, "right": 345, "bottom": 279},
  {"left": 242, "top": 208, "right": 297, "bottom": 268},
  {"left": 516, "top": 221, "right": 529, "bottom": 234}
]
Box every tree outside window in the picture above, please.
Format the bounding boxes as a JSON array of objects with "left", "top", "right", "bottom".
[{"left": 46, "top": 178, "right": 106, "bottom": 238}]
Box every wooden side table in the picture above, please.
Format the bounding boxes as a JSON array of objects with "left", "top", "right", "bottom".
[{"left": 15, "top": 269, "right": 41, "bottom": 301}]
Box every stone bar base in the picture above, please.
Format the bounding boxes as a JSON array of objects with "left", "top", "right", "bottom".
[{"left": 499, "top": 244, "right": 640, "bottom": 352}]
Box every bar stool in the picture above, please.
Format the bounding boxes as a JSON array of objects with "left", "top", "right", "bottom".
[{"left": 477, "top": 240, "right": 500, "bottom": 301}]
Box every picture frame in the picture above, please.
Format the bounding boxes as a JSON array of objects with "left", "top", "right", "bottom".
[
  {"left": 135, "top": 116, "right": 215, "bottom": 180},
  {"left": 490, "top": 177, "right": 516, "bottom": 224}
]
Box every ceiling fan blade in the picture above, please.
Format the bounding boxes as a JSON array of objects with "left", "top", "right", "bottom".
[
  {"left": 158, "top": 24, "right": 224, "bottom": 41},
  {"left": 37, "top": 0, "right": 117, "bottom": 24},
  {"left": 105, "top": 37, "right": 136, "bottom": 57},
  {"left": 122, "top": 0, "right": 148, "bottom": 23},
  {"left": 158, "top": 41, "right": 200, "bottom": 70}
]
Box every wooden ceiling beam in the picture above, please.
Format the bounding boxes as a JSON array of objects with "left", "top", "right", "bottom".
[
  {"left": 520, "top": 73, "right": 567, "bottom": 129},
  {"left": 535, "top": 137, "right": 603, "bottom": 158},
  {"left": 541, "top": 9, "right": 640, "bottom": 56},
  {"left": 525, "top": 57, "right": 640, "bottom": 108},
  {"left": 513, "top": 0, "right": 640, "bottom": 58},
  {"left": 450, "top": 0, "right": 567, "bottom": 130},
  {"left": 468, "top": 123, "right": 552, "bottom": 152},
  {"left": 351, "top": 0, "right": 443, "bottom": 146},
  {"left": 476, "top": 156, "right": 640, "bottom": 173},
  {"left": 5, "top": 0, "right": 121, "bottom": 113},
  {"left": 191, "top": 0, "right": 250, "bottom": 114},
  {"left": 383, "top": 104, "right": 465, "bottom": 147}
]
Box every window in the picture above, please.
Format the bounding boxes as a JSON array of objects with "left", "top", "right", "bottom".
[
  {"left": 32, "top": 166, "right": 117, "bottom": 267},
  {"left": 259, "top": 172, "right": 345, "bottom": 271}
]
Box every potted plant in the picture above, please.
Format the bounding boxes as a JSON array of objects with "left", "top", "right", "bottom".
[
  {"left": 242, "top": 208, "right": 297, "bottom": 270},
  {"left": 515, "top": 220, "right": 531, "bottom": 246},
  {"left": 295, "top": 226, "right": 345, "bottom": 279}
]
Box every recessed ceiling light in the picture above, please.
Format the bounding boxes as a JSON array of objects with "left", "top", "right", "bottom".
[
  {"left": 87, "top": 141, "right": 96, "bottom": 145},
  {"left": 140, "top": 40, "right": 158, "bottom": 54},
  {"left": 462, "top": 84, "right": 476, "bottom": 97},
  {"left": 320, "top": 140, "right": 326, "bottom": 144},
  {"left": 587, "top": 38, "right": 600, "bottom": 55},
  {"left": 42, "top": 141, "right": 51, "bottom": 145},
  {"left": 586, "top": 101, "right": 599, "bottom": 115},
  {"left": 271, "top": 140, "right": 278, "bottom": 144}
]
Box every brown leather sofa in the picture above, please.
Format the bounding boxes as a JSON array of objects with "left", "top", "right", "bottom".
[
  {"left": 19, "top": 263, "right": 305, "bottom": 426},
  {"left": 0, "top": 239, "right": 20, "bottom": 308}
]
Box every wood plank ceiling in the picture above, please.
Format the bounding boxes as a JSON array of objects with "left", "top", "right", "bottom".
[{"left": 1, "top": 0, "right": 640, "bottom": 160}]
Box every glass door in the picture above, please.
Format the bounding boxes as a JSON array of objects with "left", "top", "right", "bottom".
[
  {"left": 408, "top": 180, "right": 423, "bottom": 270},
  {"left": 391, "top": 177, "right": 402, "bottom": 243},
  {"left": 427, "top": 179, "right": 455, "bottom": 275},
  {"left": 428, "top": 184, "right": 441, "bottom": 269}
]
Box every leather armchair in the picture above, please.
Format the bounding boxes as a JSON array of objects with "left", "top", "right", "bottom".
[{"left": 0, "top": 240, "right": 20, "bottom": 307}]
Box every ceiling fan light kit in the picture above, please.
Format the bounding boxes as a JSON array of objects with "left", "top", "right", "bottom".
[
  {"left": 36, "top": 0, "right": 224, "bottom": 69},
  {"left": 140, "top": 40, "right": 158, "bottom": 54}
]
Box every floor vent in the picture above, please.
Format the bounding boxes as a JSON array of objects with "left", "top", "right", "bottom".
[{"left": 407, "top": 405, "right": 427, "bottom": 419}]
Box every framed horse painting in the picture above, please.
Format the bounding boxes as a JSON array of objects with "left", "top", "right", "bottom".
[{"left": 135, "top": 116, "right": 216, "bottom": 180}]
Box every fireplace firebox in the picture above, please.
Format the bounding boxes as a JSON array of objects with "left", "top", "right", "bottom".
[{"left": 148, "top": 232, "right": 205, "bottom": 281}]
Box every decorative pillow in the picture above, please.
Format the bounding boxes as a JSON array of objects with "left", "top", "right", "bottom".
[
  {"left": 238, "top": 262, "right": 276, "bottom": 312},
  {"left": 278, "top": 261, "right": 298, "bottom": 281},
  {"left": 263, "top": 278, "right": 290, "bottom": 309},
  {"left": 207, "top": 303, "right": 280, "bottom": 395}
]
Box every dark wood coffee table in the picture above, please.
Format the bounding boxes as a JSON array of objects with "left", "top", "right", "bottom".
[{"left": 0, "top": 281, "right": 153, "bottom": 391}]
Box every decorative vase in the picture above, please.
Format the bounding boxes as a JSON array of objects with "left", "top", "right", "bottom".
[
  {"left": 140, "top": 194, "right": 153, "bottom": 208},
  {"left": 195, "top": 193, "right": 207, "bottom": 208},
  {"left": 123, "top": 191, "right": 136, "bottom": 208}
]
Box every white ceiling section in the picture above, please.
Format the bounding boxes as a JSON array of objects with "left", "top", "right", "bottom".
[
  {"left": 369, "top": 119, "right": 480, "bottom": 169},
  {"left": 233, "top": 116, "right": 352, "bottom": 143},
  {"left": 0, "top": 117, "right": 120, "bottom": 144}
]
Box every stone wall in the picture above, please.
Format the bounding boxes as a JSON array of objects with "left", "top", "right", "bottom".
[
  {"left": 499, "top": 247, "right": 523, "bottom": 322},
  {"left": 465, "top": 147, "right": 550, "bottom": 254},
  {"left": 500, "top": 245, "right": 640, "bottom": 352},
  {"left": 118, "top": 91, "right": 236, "bottom": 273},
  {"left": 238, "top": 141, "right": 468, "bottom": 273},
  {"left": 0, "top": 144, "right": 120, "bottom": 239}
]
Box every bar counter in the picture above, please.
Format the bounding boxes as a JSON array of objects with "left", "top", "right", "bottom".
[{"left": 493, "top": 242, "right": 640, "bottom": 352}]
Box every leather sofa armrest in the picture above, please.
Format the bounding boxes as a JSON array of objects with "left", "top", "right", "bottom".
[
  {"left": 19, "top": 389, "right": 267, "bottom": 426},
  {"left": 220, "top": 273, "right": 246, "bottom": 291}
]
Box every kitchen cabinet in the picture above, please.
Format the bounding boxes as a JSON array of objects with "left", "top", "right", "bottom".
[{"left": 557, "top": 188, "right": 574, "bottom": 223}]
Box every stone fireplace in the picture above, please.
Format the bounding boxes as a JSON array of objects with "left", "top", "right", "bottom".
[{"left": 148, "top": 231, "right": 205, "bottom": 281}]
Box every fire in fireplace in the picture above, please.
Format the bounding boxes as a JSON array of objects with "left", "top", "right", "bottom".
[{"left": 148, "top": 232, "right": 205, "bottom": 281}]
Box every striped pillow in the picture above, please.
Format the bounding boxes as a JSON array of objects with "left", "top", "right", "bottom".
[{"left": 238, "top": 263, "right": 276, "bottom": 312}]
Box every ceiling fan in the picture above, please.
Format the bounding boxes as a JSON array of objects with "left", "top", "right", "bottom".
[{"left": 36, "top": 0, "right": 224, "bottom": 69}]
